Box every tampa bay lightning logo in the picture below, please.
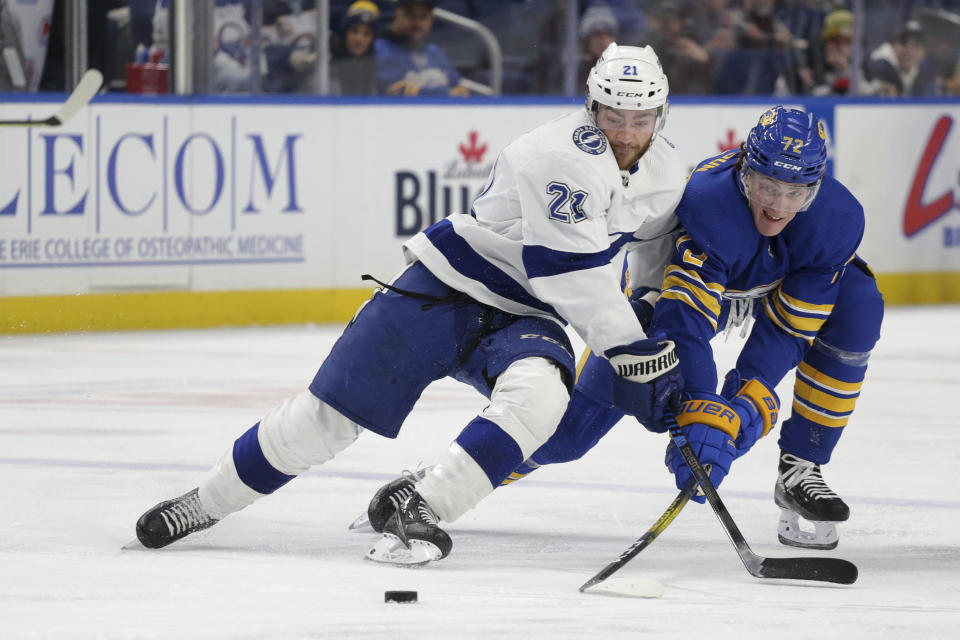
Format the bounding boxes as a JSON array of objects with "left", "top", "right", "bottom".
[{"left": 573, "top": 126, "right": 607, "bottom": 155}]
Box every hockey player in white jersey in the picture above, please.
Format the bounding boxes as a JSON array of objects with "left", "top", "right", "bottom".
[{"left": 133, "top": 43, "right": 688, "bottom": 564}]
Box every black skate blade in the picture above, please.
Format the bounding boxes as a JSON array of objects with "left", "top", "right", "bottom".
[{"left": 758, "top": 556, "right": 858, "bottom": 585}]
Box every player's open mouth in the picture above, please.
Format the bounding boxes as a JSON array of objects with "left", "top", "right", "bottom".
[{"left": 762, "top": 209, "right": 783, "bottom": 222}]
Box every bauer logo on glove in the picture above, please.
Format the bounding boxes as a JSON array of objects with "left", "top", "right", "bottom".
[{"left": 675, "top": 398, "right": 741, "bottom": 439}]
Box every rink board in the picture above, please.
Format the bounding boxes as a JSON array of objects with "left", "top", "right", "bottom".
[{"left": 0, "top": 96, "right": 958, "bottom": 332}]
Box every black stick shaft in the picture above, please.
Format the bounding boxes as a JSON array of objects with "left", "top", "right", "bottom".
[
  {"left": 671, "top": 428, "right": 857, "bottom": 584},
  {"left": 579, "top": 478, "right": 696, "bottom": 592}
]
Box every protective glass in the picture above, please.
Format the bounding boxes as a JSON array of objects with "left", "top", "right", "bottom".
[
  {"left": 741, "top": 168, "right": 821, "bottom": 214},
  {"left": 595, "top": 107, "right": 658, "bottom": 134}
]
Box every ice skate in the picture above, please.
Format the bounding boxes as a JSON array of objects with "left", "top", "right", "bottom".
[
  {"left": 366, "top": 492, "right": 452, "bottom": 565},
  {"left": 135, "top": 488, "right": 219, "bottom": 549},
  {"left": 349, "top": 467, "right": 431, "bottom": 532},
  {"left": 774, "top": 451, "right": 849, "bottom": 550}
]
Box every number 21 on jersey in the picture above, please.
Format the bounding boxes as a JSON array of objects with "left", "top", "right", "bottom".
[{"left": 546, "top": 182, "right": 588, "bottom": 223}]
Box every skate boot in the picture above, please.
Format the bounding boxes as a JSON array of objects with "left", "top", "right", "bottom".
[
  {"left": 774, "top": 451, "right": 849, "bottom": 550},
  {"left": 349, "top": 467, "right": 431, "bottom": 532},
  {"left": 135, "top": 488, "right": 219, "bottom": 549},
  {"left": 366, "top": 492, "right": 453, "bottom": 565}
]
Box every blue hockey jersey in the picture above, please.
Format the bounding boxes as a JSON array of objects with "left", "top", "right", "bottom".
[{"left": 650, "top": 151, "right": 866, "bottom": 394}]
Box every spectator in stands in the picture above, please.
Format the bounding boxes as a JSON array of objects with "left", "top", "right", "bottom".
[
  {"left": 716, "top": 0, "right": 796, "bottom": 94},
  {"left": 946, "top": 62, "right": 960, "bottom": 95},
  {"left": 867, "top": 20, "right": 942, "bottom": 97},
  {"left": 207, "top": 0, "right": 322, "bottom": 93},
  {"left": 644, "top": 0, "right": 714, "bottom": 94},
  {"left": 736, "top": 0, "right": 795, "bottom": 50},
  {"left": 808, "top": 9, "right": 873, "bottom": 96},
  {"left": 576, "top": 2, "right": 619, "bottom": 87},
  {"left": 0, "top": 0, "right": 27, "bottom": 90},
  {"left": 528, "top": 0, "right": 648, "bottom": 96},
  {"left": 686, "top": 0, "right": 741, "bottom": 72},
  {"left": 913, "top": 7, "right": 960, "bottom": 96},
  {"left": 374, "top": 0, "right": 469, "bottom": 96},
  {"left": 330, "top": 0, "right": 380, "bottom": 95},
  {"left": 262, "top": 1, "right": 321, "bottom": 93}
]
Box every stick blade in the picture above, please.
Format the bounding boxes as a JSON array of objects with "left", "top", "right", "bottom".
[
  {"left": 758, "top": 557, "right": 858, "bottom": 585},
  {"left": 52, "top": 69, "right": 103, "bottom": 125},
  {"left": 582, "top": 577, "right": 665, "bottom": 599}
]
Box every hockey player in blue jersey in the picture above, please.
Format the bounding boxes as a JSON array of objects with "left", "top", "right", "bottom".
[
  {"left": 133, "top": 43, "right": 689, "bottom": 563},
  {"left": 368, "top": 106, "right": 884, "bottom": 551}
]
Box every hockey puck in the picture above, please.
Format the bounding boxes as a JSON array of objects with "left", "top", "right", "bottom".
[{"left": 384, "top": 590, "right": 418, "bottom": 604}]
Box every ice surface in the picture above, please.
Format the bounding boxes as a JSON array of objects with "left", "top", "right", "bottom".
[{"left": 1, "top": 306, "right": 958, "bottom": 639}]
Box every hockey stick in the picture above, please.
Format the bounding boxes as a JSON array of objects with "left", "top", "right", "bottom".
[
  {"left": 0, "top": 69, "right": 103, "bottom": 128},
  {"left": 579, "top": 476, "right": 696, "bottom": 593},
  {"left": 669, "top": 425, "right": 858, "bottom": 585}
]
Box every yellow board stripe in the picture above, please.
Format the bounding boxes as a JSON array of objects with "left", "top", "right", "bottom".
[
  {"left": 3, "top": 271, "right": 955, "bottom": 334},
  {"left": 797, "top": 361, "right": 863, "bottom": 393},
  {"left": 874, "top": 272, "right": 960, "bottom": 304},
  {"left": 792, "top": 399, "right": 849, "bottom": 428},
  {"left": 0, "top": 288, "right": 376, "bottom": 334},
  {"left": 794, "top": 379, "right": 859, "bottom": 414}
]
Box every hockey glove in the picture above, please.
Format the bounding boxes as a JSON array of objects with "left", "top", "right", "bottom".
[
  {"left": 720, "top": 369, "right": 780, "bottom": 457},
  {"left": 665, "top": 392, "right": 745, "bottom": 502},
  {"left": 604, "top": 338, "right": 683, "bottom": 432},
  {"left": 627, "top": 287, "right": 659, "bottom": 333}
]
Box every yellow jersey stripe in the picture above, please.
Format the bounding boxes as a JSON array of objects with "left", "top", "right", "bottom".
[
  {"left": 763, "top": 298, "right": 814, "bottom": 343},
  {"left": 661, "top": 290, "right": 719, "bottom": 332},
  {"left": 779, "top": 290, "right": 833, "bottom": 315},
  {"left": 662, "top": 276, "right": 722, "bottom": 318},
  {"left": 773, "top": 295, "right": 829, "bottom": 334},
  {"left": 664, "top": 265, "right": 725, "bottom": 296}
]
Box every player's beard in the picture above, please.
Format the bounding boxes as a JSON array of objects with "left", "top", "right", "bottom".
[{"left": 612, "top": 137, "right": 651, "bottom": 171}]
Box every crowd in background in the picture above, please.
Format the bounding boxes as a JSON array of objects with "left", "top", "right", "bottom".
[{"left": 18, "top": 0, "right": 960, "bottom": 97}]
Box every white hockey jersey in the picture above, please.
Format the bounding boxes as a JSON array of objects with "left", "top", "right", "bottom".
[{"left": 402, "top": 109, "right": 687, "bottom": 358}]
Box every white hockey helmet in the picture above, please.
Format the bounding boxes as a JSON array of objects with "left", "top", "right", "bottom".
[{"left": 586, "top": 43, "right": 669, "bottom": 132}]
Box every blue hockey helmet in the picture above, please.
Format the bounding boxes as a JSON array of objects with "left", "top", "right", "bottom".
[
  {"left": 739, "top": 107, "right": 827, "bottom": 213},
  {"left": 743, "top": 107, "right": 827, "bottom": 184}
]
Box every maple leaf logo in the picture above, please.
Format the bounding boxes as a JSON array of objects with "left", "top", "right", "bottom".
[
  {"left": 459, "top": 130, "right": 487, "bottom": 164},
  {"left": 718, "top": 129, "right": 741, "bottom": 152}
]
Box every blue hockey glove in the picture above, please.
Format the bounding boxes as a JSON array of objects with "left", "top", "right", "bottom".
[
  {"left": 664, "top": 392, "right": 746, "bottom": 502},
  {"left": 627, "top": 287, "right": 659, "bottom": 333},
  {"left": 604, "top": 338, "right": 683, "bottom": 432},
  {"left": 720, "top": 369, "right": 780, "bottom": 456}
]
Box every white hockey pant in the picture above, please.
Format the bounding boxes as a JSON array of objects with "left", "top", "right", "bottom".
[
  {"left": 417, "top": 357, "right": 569, "bottom": 523},
  {"left": 199, "top": 390, "right": 362, "bottom": 518}
]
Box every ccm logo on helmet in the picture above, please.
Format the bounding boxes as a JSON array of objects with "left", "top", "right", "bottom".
[
  {"left": 616, "top": 91, "right": 647, "bottom": 98},
  {"left": 773, "top": 160, "right": 802, "bottom": 171}
]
